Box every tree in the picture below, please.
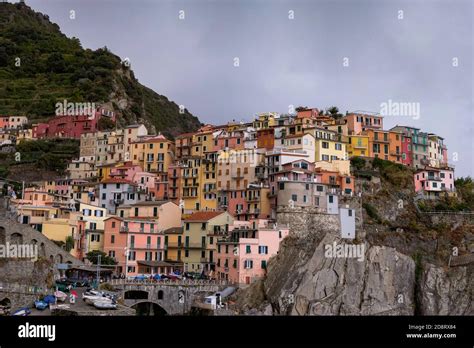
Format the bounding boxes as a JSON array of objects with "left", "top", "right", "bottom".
[
  {"left": 86, "top": 250, "right": 117, "bottom": 265},
  {"left": 295, "top": 106, "right": 308, "bottom": 112},
  {"left": 98, "top": 116, "right": 116, "bottom": 131},
  {"left": 65, "top": 236, "right": 74, "bottom": 252},
  {"left": 326, "top": 106, "right": 344, "bottom": 120}
]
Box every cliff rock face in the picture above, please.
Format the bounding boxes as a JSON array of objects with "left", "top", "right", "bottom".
[
  {"left": 264, "top": 234, "right": 416, "bottom": 315},
  {"left": 418, "top": 263, "right": 472, "bottom": 315},
  {"left": 241, "top": 224, "right": 473, "bottom": 316}
]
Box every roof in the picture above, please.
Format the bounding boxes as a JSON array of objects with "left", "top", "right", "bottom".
[
  {"left": 163, "top": 226, "right": 184, "bottom": 234},
  {"left": 183, "top": 211, "right": 226, "bottom": 222},
  {"left": 99, "top": 178, "right": 137, "bottom": 185},
  {"left": 176, "top": 132, "right": 195, "bottom": 138},
  {"left": 136, "top": 260, "right": 183, "bottom": 267},
  {"left": 122, "top": 200, "right": 171, "bottom": 207}
]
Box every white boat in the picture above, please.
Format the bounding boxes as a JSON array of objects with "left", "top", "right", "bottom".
[
  {"left": 93, "top": 300, "right": 117, "bottom": 310},
  {"left": 83, "top": 293, "right": 113, "bottom": 305},
  {"left": 54, "top": 291, "right": 67, "bottom": 302}
]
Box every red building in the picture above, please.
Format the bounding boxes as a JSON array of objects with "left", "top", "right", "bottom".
[
  {"left": 32, "top": 107, "right": 116, "bottom": 139},
  {"left": 400, "top": 134, "right": 413, "bottom": 167}
]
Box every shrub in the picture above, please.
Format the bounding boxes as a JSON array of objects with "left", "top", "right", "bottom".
[{"left": 363, "top": 202, "right": 381, "bottom": 223}]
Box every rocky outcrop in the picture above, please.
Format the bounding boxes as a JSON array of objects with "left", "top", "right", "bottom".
[
  {"left": 418, "top": 263, "right": 472, "bottom": 315},
  {"left": 264, "top": 234, "right": 416, "bottom": 315},
  {"left": 238, "top": 226, "right": 472, "bottom": 316}
]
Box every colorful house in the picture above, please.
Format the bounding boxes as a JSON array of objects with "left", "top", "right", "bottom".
[{"left": 215, "top": 219, "right": 289, "bottom": 284}]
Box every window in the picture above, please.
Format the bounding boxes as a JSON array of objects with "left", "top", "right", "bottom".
[
  {"left": 111, "top": 235, "right": 115, "bottom": 243},
  {"left": 335, "top": 143, "right": 342, "bottom": 150},
  {"left": 329, "top": 195, "right": 334, "bottom": 203},
  {"left": 316, "top": 185, "right": 323, "bottom": 192},
  {"left": 291, "top": 194, "right": 297, "bottom": 202},
  {"left": 201, "top": 222, "right": 206, "bottom": 230},
  {"left": 322, "top": 155, "right": 329, "bottom": 161},
  {"left": 348, "top": 209, "right": 352, "bottom": 217},
  {"left": 279, "top": 182, "right": 285, "bottom": 190},
  {"left": 185, "top": 223, "right": 190, "bottom": 231},
  {"left": 258, "top": 246, "right": 268, "bottom": 254},
  {"left": 261, "top": 260, "right": 267, "bottom": 269},
  {"left": 322, "top": 142, "right": 329, "bottom": 149},
  {"left": 246, "top": 245, "right": 251, "bottom": 254},
  {"left": 244, "top": 260, "right": 253, "bottom": 269}
]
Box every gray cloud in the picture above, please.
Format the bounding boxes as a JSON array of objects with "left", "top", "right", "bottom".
[{"left": 26, "top": 0, "right": 473, "bottom": 176}]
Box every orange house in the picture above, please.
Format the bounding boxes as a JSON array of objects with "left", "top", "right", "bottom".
[
  {"left": 316, "top": 169, "right": 355, "bottom": 194},
  {"left": 257, "top": 128, "right": 274, "bottom": 150}
]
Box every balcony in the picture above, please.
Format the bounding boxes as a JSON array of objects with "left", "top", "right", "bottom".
[
  {"left": 184, "top": 242, "right": 205, "bottom": 249},
  {"left": 85, "top": 229, "right": 104, "bottom": 234},
  {"left": 426, "top": 176, "right": 442, "bottom": 182},
  {"left": 164, "top": 241, "right": 182, "bottom": 249},
  {"left": 235, "top": 209, "right": 247, "bottom": 215},
  {"left": 129, "top": 244, "right": 158, "bottom": 250},
  {"left": 120, "top": 226, "right": 129, "bottom": 233},
  {"left": 110, "top": 198, "right": 124, "bottom": 205},
  {"left": 231, "top": 173, "right": 244, "bottom": 179},
  {"left": 246, "top": 196, "right": 260, "bottom": 202}
]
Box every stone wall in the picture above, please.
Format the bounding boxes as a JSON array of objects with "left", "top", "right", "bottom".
[{"left": 117, "top": 282, "right": 225, "bottom": 315}]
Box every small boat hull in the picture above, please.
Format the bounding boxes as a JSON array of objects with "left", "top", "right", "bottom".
[
  {"left": 54, "top": 291, "right": 67, "bottom": 302},
  {"left": 34, "top": 301, "right": 48, "bottom": 310},
  {"left": 12, "top": 307, "right": 31, "bottom": 316},
  {"left": 93, "top": 300, "right": 117, "bottom": 310}
]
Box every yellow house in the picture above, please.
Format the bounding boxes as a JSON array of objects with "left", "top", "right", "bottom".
[
  {"left": 181, "top": 211, "right": 234, "bottom": 272},
  {"left": 16, "top": 129, "right": 33, "bottom": 144},
  {"left": 181, "top": 157, "right": 203, "bottom": 212},
  {"left": 79, "top": 203, "right": 108, "bottom": 253},
  {"left": 253, "top": 112, "right": 278, "bottom": 129},
  {"left": 305, "top": 127, "right": 348, "bottom": 162},
  {"left": 163, "top": 227, "right": 183, "bottom": 262},
  {"left": 347, "top": 134, "right": 369, "bottom": 157},
  {"left": 141, "top": 135, "right": 174, "bottom": 174},
  {"left": 130, "top": 141, "right": 145, "bottom": 167},
  {"left": 42, "top": 218, "right": 76, "bottom": 243}
]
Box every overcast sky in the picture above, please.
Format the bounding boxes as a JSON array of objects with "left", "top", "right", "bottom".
[{"left": 25, "top": 0, "right": 473, "bottom": 176}]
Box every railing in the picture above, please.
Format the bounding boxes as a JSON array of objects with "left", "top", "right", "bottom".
[{"left": 109, "top": 278, "right": 230, "bottom": 286}]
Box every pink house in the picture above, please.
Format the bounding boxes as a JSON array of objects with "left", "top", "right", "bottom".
[
  {"left": 344, "top": 113, "right": 383, "bottom": 135},
  {"left": 213, "top": 130, "right": 245, "bottom": 152},
  {"left": 103, "top": 201, "right": 181, "bottom": 277},
  {"left": 215, "top": 219, "right": 289, "bottom": 284},
  {"left": 110, "top": 162, "right": 142, "bottom": 181},
  {"left": 132, "top": 172, "right": 159, "bottom": 197},
  {"left": 414, "top": 167, "right": 455, "bottom": 198}
]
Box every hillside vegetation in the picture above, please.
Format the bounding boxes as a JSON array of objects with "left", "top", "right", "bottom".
[{"left": 0, "top": 2, "right": 201, "bottom": 137}]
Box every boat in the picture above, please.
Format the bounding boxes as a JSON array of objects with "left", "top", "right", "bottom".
[
  {"left": 83, "top": 293, "right": 112, "bottom": 305},
  {"left": 54, "top": 290, "right": 67, "bottom": 302},
  {"left": 43, "top": 295, "right": 56, "bottom": 304},
  {"left": 93, "top": 299, "right": 117, "bottom": 310},
  {"left": 34, "top": 300, "right": 48, "bottom": 310},
  {"left": 12, "top": 307, "right": 31, "bottom": 316}
]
